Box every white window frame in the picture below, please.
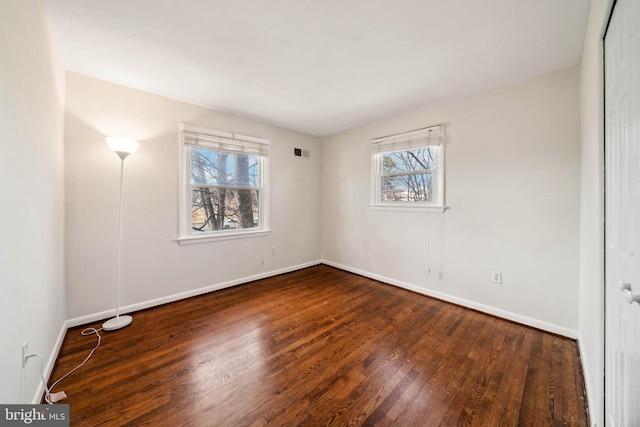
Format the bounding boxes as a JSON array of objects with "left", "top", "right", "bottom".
[
  {"left": 370, "top": 124, "right": 446, "bottom": 213},
  {"left": 178, "top": 123, "right": 270, "bottom": 245}
]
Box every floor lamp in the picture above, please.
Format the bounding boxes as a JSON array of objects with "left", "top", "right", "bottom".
[{"left": 103, "top": 137, "right": 139, "bottom": 331}]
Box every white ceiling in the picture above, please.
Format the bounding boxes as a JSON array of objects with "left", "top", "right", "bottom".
[{"left": 42, "top": 0, "right": 589, "bottom": 137}]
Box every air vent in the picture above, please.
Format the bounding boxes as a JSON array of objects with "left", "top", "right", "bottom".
[{"left": 294, "top": 148, "right": 310, "bottom": 158}]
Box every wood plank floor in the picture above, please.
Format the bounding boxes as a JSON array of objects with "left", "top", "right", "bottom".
[{"left": 49, "top": 265, "right": 588, "bottom": 426}]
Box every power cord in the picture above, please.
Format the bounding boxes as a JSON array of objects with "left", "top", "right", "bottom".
[{"left": 25, "top": 327, "right": 102, "bottom": 404}]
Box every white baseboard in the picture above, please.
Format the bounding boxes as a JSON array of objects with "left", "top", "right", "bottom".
[
  {"left": 322, "top": 259, "right": 579, "bottom": 339},
  {"left": 67, "top": 260, "right": 323, "bottom": 328},
  {"left": 30, "top": 320, "right": 68, "bottom": 404},
  {"left": 578, "top": 333, "right": 601, "bottom": 427}
]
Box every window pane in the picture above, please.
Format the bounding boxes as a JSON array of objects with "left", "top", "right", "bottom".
[
  {"left": 382, "top": 147, "right": 435, "bottom": 174},
  {"left": 381, "top": 173, "right": 433, "bottom": 202},
  {"left": 191, "top": 147, "right": 259, "bottom": 187},
  {"left": 192, "top": 188, "right": 260, "bottom": 232}
]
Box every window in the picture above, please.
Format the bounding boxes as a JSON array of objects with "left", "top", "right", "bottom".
[
  {"left": 371, "top": 125, "right": 445, "bottom": 212},
  {"left": 178, "top": 124, "right": 270, "bottom": 244}
]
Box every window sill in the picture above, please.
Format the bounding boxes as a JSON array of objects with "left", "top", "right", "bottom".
[
  {"left": 177, "top": 229, "right": 271, "bottom": 245},
  {"left": 370, "top": 204, "right": 447, "bottom": 213}
]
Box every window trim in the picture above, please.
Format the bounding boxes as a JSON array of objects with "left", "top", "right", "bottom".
[
  {"left": 370, "top": 125, "right": 446, "bottom": 212},
  {"left": 177, "top": 123, "right": 270, "bottom": 244}
]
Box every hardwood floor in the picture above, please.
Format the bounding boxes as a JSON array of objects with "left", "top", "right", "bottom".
[{"left": 49, "top": 265, "right": 588, "bottom": 426}]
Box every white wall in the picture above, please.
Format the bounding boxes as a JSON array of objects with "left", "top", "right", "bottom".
[
  {"left": 579, "top": 0, "right": 615, "bottom": 425},
  {"left": 322, "top": 67, "right": 581, "bottom": 336},
  {"left": 65, "top": 73, "right": 322, "bottom": 321},
  {"left": 0, "top": 0, "right": 66, "bottom": 403}
]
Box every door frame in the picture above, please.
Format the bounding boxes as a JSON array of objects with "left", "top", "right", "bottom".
[{"left": 603, "top": 1, "right": 628, "bottom": 424}]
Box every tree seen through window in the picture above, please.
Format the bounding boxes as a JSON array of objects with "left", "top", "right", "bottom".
[
  {"left": 191, "top": 147, "right": 260, "bottom": 231},
  {"left": 381, "top": 147, "right": 435, "bottom": 202}
]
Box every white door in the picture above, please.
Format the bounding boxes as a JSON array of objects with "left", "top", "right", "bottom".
[{"left": 605, "top": 0, "right": 640, "bottom": 425}]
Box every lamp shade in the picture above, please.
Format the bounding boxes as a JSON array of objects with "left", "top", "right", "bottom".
[{"left": 106, "top": 137, "right": 140, "bottom": 154}]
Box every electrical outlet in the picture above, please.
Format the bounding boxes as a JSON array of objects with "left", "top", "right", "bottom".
[
  {"left": 492, "top": 271, "right": 502, "bottom": 284},
  {"left": 22, "top": 340, "right": 29, "bottom": 368},
  {"left": 271, "top": 246, "right": 276, "bottom": 255}
]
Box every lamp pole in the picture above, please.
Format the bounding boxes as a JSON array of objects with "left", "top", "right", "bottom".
[{"left": 103, "top": 138, "right": 139, "bottom": 331}]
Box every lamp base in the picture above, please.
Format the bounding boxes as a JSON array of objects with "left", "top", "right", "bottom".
[{"left": 103, "top": 315, "right": 133, "bottom": 331}]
